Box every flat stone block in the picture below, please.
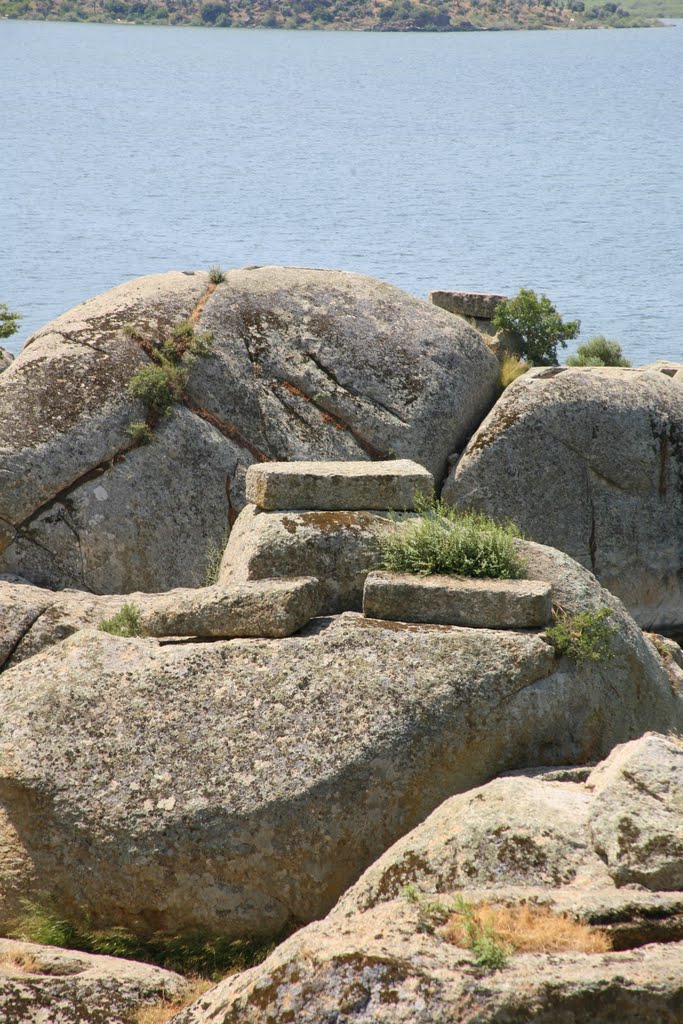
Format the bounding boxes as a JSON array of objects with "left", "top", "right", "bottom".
[
  {"left": 363, "top": 571, "right": 553, "bottom": 629},
  {"left": 429, "top": 291, "right": 507, "bottom": 320},
  {"left": 139, "top": 577, "right": 322, "bottom": 638},
  {"left": 246, "top": 460, "right": 434, "bottom": 512}
]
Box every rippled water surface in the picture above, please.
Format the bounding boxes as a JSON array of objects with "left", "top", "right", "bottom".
[{"left": 2, "top": 20, "right": 682, "bottom": 362}]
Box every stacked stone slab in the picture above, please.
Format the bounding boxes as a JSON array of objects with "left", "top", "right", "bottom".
[
  {"left": 363, "top": 571, "right": 553, "bottom": 630},
  {"left": 429, "top": 289, "right": 521, "bottom": 360}
]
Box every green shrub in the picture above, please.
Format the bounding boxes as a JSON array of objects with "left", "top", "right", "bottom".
[
  {"left": 10, "top": 900, "right": 274, "bottom": 980},
  {"left": 208, "top": 264, "right": 226, "bottom": 284},
  {"left": 499, "top": 353, "right": 531, "bottom": 389},
  {"left": 0, "top": 303, "right": 21, "bottom": 340},
  {"left": 492, "top": 289, "right": 580, "bottom": 366},
  {"left": 128, "top": 362, "right": 189, "bottom": 417},
  {"left": 545, "top": 606, "right": 618, "bottom": 663},
  {"left": 451, "top": 896, "right": 511, "bottom": 970},
  {"left": 158, "top": 321, "right": 214, "bottom": 364},
  {"left": 128, "top": 420, "right": 154, "bottom": 445},
  {"left": 98, "top": 603, "right": 143, "bottom": 638},
  {"left": 378, "top": 498, "right": 526, "bottom": 580},
  {"left": 566, "top": 336, "right": 631, "bottom": 367}
]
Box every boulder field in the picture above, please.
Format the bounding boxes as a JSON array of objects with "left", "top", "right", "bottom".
[
  {"left": 173, "top": 733, "right": 683, "bottom": 1024},
  {"left": 0, "top": 268, "right": 499, "bottom": 594}
]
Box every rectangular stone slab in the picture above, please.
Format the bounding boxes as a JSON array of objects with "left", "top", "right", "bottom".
[
  {"left": 138, "top": 577, "right": 321, "bottom": 638},
  {"left": 429, "top": 291, "right": 508, "bottom": 320},
  {"left": 246, "top": 460, "right": 434, "bottom": 512},
  {"left": 363, "top": 571, "right": 553, "bottom": 629}
]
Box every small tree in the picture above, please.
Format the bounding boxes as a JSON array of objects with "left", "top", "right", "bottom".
[
  {"left": 0, "top": 304, "right": 21, "bottom": 341},
  {"left": 492, "top": 289, "right": 580, "bottom": 366},
  {"left": 566, "top": 336, "right": 630, "bottom": 367}
]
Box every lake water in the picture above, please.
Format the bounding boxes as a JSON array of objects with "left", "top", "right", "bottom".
[{"left": 2, "top": 19, "right": 682, "bottom": 363}]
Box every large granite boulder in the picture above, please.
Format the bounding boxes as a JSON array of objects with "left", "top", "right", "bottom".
[
  {"left": 0, "top": 540, "right": 680, "bottom": 940},
  {"left": 0, "top": 268, "right": 499, "bottom": 593},
  {"left": 172, "top": 735, "right": 683, "bottom": 1023},
  {"left": 443, "top": 365, "right": 683, "bottom": 632},
  {"left": 0, "top": 938, "right": 189, "bottom": 1024}
]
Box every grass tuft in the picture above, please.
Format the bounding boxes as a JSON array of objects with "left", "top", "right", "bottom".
[
  {"left": 0, "top": 948, "right": 41, "bottom": 974},
  {"left": 545, "top": 605, "right": 618, "bottom": 663},
  {"left": 499, "top": 353, "right": 531, "bottom": 389},
  {"left": 9, "top": 901, "right": 276, "bottom": 981},
  {"left": 135, "top": 978, "right": 213, "bottom": 1024},
  {"left": 378, "top": 496, "right": 526, "bottom": 580},
  {"left": 98, "top": 603, "right": 144, "bottom": 638},
  {"left": 208, "top": 265, "right": 226, "bottom": 285}
]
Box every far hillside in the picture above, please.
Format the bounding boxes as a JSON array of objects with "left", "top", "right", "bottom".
[{"left": 0, "top": 0, "right": 668, "bottom": 30}]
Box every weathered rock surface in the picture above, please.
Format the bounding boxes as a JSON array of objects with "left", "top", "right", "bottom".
[
  {"left": 0, "top": 576, "right": 321, "bottom": 670},
  {"left": 0, "top": 937, "right": 188, "bottom": 1024},
  {"left": 175, "top": 735, "right": 683, "bottom": 1024},
  {"left": 429, "top": 290, "right": 507, "bottom": 320},
  {"left": 218, "top": 505, "right": 403, "bottom": 615},
  {"left": 170, "top": 899, "right": 683, "bottom": 1024},
  {"left": 587, "top": 733, "right": 683, "bottom": 891},
  {"left": 0, "top": 347, "right": 12, "bottom": 373},
  {"left": 443, "top": 365, "right": 683, "bottom": 631},
  {"left": 363, "top": 570, "right": 553, "bottom": 628},
  {"left": 246, "top": 459, "right": 433, "bottom": 511},
  {"left": 0, "top": 540, "right": 680, "bottom": 940},
  {"left": 0, "top": 268, "right": 499, "bottom": 593}
]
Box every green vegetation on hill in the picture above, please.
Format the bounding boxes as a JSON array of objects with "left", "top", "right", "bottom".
[{"left": 0, "top": 0, "right": 661, "bottom": 30}]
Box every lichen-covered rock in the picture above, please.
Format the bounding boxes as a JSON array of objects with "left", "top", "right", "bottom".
[
  {"left": 587, "top": 732, "right": 683, "bottom": 891},
  {"left": 218, "top": 505, "right": 406, "bottom": 615},
  {"left": 169, "top": 898, "right": 683, "bottom": 1024},
  {"left": 0, "top": 268, "right": 499, "bottom": 593},
  {"left": 443, "top": 366, "right": 683, "bottom": 632},
  {"left": 0, "top": 937, "right": 188, "bottom": 1024},
  {"left": 0, "top": 537, "right": 680, "bottom": 940}
]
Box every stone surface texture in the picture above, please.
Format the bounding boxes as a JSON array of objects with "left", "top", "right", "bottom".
[
  {"left": 170, "top": 899, "right": 683, "bottom": 1024},
  {"left": 0, "top": 576, "right": 321, "bottom": 671},
  {"left": 0, "top": 541, "right": 679, "bottom": 940},
  {"left": 363, "top": 570, "right": 552, "bottom": 628},
  {"left": 0, "top": 347, "right": 12, "bottom": 374},
  {"left": 0, "top": 937, "right": 188, "bottom": 1024},
  {"left": 171, "top": 734, "right": 683, "bottom": 1023},
  {"left": 429, "top": 290, "right": 507, "bottom": 319},
  {"left": 218, "top": 505, "right": 408, "bottom": 615},
  {"left": 0, "top": 268, "right": 499, "bottom": 593},
  {"left": 443, "top": 365, "right": 683, "bottom": 631},
  {"left": 245, "top": 459, "right": 433, "bottom": 511}
]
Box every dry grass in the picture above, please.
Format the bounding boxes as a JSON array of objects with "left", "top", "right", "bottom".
[
  {"left": 441, "top": 903, "right": 611, "bottom": 955},
  {"left": 499, "top": 353, "right": 531, "bottom": 389},
  {"left": 667, "top": 732, "right": 683, "bottom": 750},
  {"left": 135, "top": 978, "right": 213, "bottom": 1024},
  {"left": 0, "top": 948, "right": 41, "bottom": 974}
]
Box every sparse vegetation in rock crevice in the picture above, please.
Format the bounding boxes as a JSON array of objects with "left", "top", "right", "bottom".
[
  {"left": 403, "top": 887, "right": 610, "bottom": 971},
  {"left": 499, "top": 353, "right": 531, "bottom": 390},
  {"left": 99, "top": 602, "right": 143, "bottom": 637},
  {"left": 378, "top": 496, "right": 526, "bottom": 580},
  {"left": 8, "top": 901, "right": 277, "bottom": 980},
  {"left": 545, "top": 605, "right": 618, "bottom": 662},
  {"left": 125, "top": 316, "right": 215, "bottom": 435}
]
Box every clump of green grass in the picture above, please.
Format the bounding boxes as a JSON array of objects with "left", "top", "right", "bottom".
[
  {"left": 9, "top": 901, "right": 274, "bottom": 980},
  {"left": 379, "top": 497, "right": 526, "bottom": 580},
  {"left": 545, "top": 605, "right": 618, "bottom": 663},
  {"left": 208, "top": 265, "right": 226, "bottom": 285},
  {"left": 128, "top": 421, "right": 155, "bottom": 445},
  {"left": 98, "top": 603, "right": 143, "bottom": 638}
]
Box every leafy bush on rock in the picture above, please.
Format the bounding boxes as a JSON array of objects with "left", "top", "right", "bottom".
[
  {"left": 99, "top": 603, "right": 143, "bottom": 637},
  {"left": 492, "top": 289, "right": 580, "bottom": 366},
  {"left": 566, "top": 335, "right": 631, "bottom": 367},
  {"left": 545, "top": 605, "right": 618, "bottom": 663}
]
